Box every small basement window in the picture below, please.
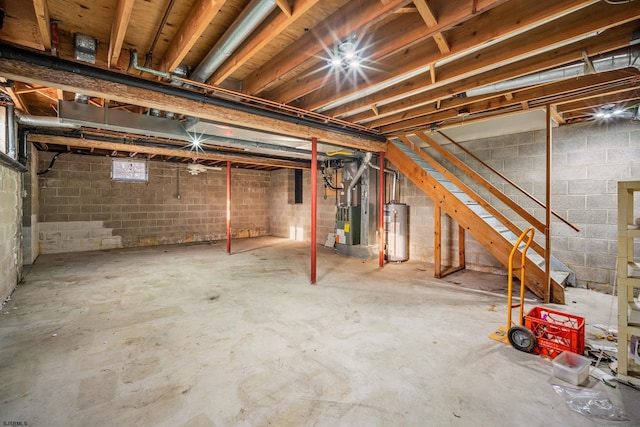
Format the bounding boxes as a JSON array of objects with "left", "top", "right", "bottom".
[{"left": 111, "top": 159, "right": 148, "bottom": 182}]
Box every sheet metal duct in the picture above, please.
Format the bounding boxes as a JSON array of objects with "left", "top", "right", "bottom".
[
  {"left": 466, "top": 49, "right": 640, "bottom": 97},
  {"left": 56, "top": 100, "right": 324, "bottom": 158},
  {"left": 190, "top": 0, "right": 277, "bottom": 83}
]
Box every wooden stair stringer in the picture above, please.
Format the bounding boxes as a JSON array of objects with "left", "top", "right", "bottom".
[{"left": 386, "top": 142, "right": 565, "bottom": 304}]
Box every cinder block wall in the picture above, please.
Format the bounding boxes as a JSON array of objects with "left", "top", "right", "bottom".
[
  {"left": 0, "top": 164, "right": 22, "bottom": 303},
  {"left": 21, "top": 147, "right": 39, "bottom": 264},
  {"left": 269, "top": 169, "right": 337, "bottom": 243},
  {"left": 37, "top": 152, "right": 270, "bottom": 252},
  {"left": 400, "top": 119, "right": 640, "bottom": 292}
]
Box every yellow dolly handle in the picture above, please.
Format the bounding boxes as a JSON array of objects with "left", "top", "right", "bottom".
[{"left": 506, "top": 227, "right": 535, "bottom": 329}]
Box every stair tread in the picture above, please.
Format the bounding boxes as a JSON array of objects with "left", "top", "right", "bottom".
[{"left": 391, "top": 139, "right": 575, "bottom": 297}]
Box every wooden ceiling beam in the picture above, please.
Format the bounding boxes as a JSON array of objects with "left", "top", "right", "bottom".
[
  {"left": 298, "top": 0, "right": 609, "bottom": 112},
  {"left": 0, "top": 57, "right": 385, "bottom": 152},
  {"left": 208, "top": 0, "right": 321, "bottom": 85},
  {"left": 558, "top": 88, "right": 640, "bottom": 114},
  {"left": 242, "top": 0, "right": 415, "bottom": 95},
  {"left": 378, "top": 68, "right": 640, "bottom": 133},
  {"left": 28, "top": 134, "right": 310, "bottom": 169},
  {"left": 32, "top": 0, "right": 52, "bottom": 51},
  {"left": 266, "top": 0, "right": 508, "bottom": 104},
  {"left": 0, "top": 84, "right": 28, "bottom": 113},
  {"left": 328, "top": 7, "right": 637, "bottom": 121},
  {"left": 160, "top": 0, "right": 227, "bottom": 73},
  {"left": 274, "top": 0, "right": 292, "bottom": 17},
  {"left": 108, "top": 0, "right": 136, "bottom": 69},
  {"left": 414, "top": 0, "right": 450, "bottom": 54},
  {"left": 549, "top": 105, "right": 565, "bottom": 125},
  {"left": 366, "top": 64, "right": 639, "bottom": 129}
]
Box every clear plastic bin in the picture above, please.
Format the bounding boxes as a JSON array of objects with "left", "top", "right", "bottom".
[{"left": 552, "top": 351, "right": 591, "bottom": 385}]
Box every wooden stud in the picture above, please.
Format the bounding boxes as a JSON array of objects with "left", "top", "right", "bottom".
[
  {"left": 32, "top": 0, "right": 52, "bottom": 50},
  {"left": 504, "top": 92, "right": 513, "bottom": 101},
  {"left": 371, "top": 104, "right": 379, "bottom": 116},
  {"left": 108, "top": 0, "right": 135, "bottom": 68},
  {"left": 458, "top": 224, "right": 466, "bottom": 269},
  {"left": 544, "top": 105, "right": 552, "bottom": 303},
  {"left": 434, "top": 203, "right": 442, "bottom": 278},
  {"left": 274, "top": 0, "right": 292, "bottom": 17},
  {"left": 430, "top": 63, "right": 436, "bottom": 85}
]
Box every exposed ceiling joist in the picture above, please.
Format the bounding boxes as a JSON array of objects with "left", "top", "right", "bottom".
[
  {"left": 208, "top": 0, "right": 321, "bottom": 85},
  {"left": 28, "top": 134, "right": 310, "bottom": 169},
  {"left": 378, "top": 68, "right": 640, "bottom": 133},
  {"left": 413, "top": 0, "right": 450, "bottom": 54},
  {"left": 242, "top": 0, "right": 412, "bottom": 95},
  {"left": 0, "top": 54, "right": 385, "bottom": 152},
  {"left": 160, "top": 0, "right": 227, "bottom": 73},
  {"left": 108, "top": 0, "right": 136, "bottom": 68},
  {"left": 329, "top": 11, "right": 638, "bottom": 122},
  {"left": 32, "top": 0, "right": 52, "bottom": 51},
  {"left": 297, "top": 0, "right": 615, "bottom": 112}
]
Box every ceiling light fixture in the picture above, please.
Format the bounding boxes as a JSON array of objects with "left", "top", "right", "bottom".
[
  {"left": 328, "top": 35, "right": 362, "bottom": 71},
  {"left": 594, "top": 104, "right": 626, "bottom": 120}
]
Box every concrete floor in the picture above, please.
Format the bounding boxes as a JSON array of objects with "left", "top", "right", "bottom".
[{"left": 0, "top": 236, "right": 638, "bottom": 426}]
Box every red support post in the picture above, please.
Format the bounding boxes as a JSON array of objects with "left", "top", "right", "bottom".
[
  {"left": 226, "top": 160, "right": 231, "bottom": 254},
  {"left": 311, "top": 137, "right": 317, "bottom": 284},
  {"left": 378, "top": 151, "right": 385, "bottom": 267}
]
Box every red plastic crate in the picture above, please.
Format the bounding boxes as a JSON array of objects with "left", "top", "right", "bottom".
[{"left": 524, "top": 306, "right": 585, "bottom": 359}]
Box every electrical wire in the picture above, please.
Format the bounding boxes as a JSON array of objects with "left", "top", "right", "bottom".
[{"left": 37, "top": 152, "right": 62, "bottom": 175}]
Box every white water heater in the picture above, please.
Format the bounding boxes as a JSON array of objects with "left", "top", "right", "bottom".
[{"left": 384, "top": 203, "right": 408, "bottom": 262}]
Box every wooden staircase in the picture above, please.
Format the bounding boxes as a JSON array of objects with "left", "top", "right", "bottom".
[{"left": 386, "top": 137, "right": 571, "bottom": 304}]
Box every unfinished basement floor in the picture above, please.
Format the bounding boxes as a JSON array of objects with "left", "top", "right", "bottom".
[{"left": 1, "top": 236, "right": 638, "bottom": 426}]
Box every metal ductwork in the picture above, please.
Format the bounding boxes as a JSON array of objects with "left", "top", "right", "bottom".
[
  {"left": 6, "top": 104, "right": 16, "bottom": 158},
  {"left": 466, "top": 48, "right": 640, "bottom": 98},
  {"left": 346, "top": 152, "right": 372, "bottom": 207},
  {"left": 190, "top": 0, "right": 277, "bottom": 83},
  {"left": 15, "top": 110, "right": 81, "bottom": 129}
]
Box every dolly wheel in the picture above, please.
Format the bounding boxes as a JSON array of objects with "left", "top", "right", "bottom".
[{"left": 508, "top": 325, "right": 537, "bottom": 353}]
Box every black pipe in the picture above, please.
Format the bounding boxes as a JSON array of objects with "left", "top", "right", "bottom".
[
  {"left": 19, "top": 128, "right": 28, "bottom": 165},
  {"left": 0, "top": 43, "right": 386, "bottom": 143}
]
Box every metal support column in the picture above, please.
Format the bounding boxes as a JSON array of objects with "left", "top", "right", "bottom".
[
  {"left": 544, "top": 106, "right": 552, "bottom": 303},
  {"left": 379, "top": 151, "right": 385, "bottom": 267},
  {"left": 311, "top": 137, "right": 317, "bottom": 284},
  {"left": 226, "top": 160, "right": 231, "bottom": 254}
]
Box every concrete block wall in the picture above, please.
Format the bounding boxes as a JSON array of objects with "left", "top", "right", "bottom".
[
  {"left": 21, "top": 147, "right": 39, "bottom": 265},
  {"left": 37, "top": 152, "right": 270, "bottom": 253},
  {"left": 0, "top": 163, "right": 22, "bottom": 303},
  {"left": 269, "top": 169, "right": 337, "bottom": 243},
  {"left": 401, "top": 119, "right": 640, "bottom": 292}
]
